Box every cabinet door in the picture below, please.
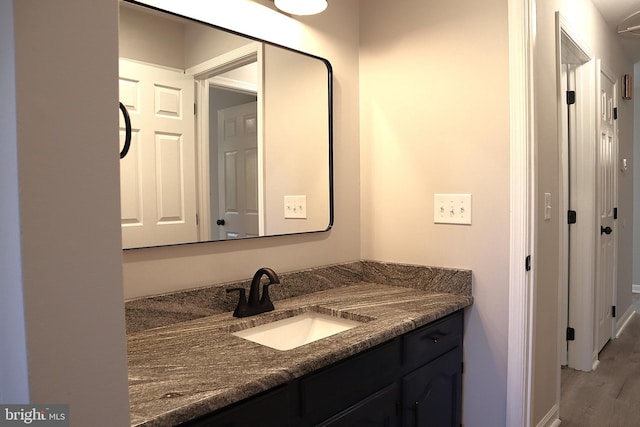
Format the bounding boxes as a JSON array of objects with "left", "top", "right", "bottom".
[
  {"left": 401, "top": 347, "right": 462, "bottom": 427},
  {"left": 318, "top": 384, "right": 399, "bottom": 427}
]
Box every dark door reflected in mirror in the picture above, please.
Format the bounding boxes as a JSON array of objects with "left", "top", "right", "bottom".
[{"left": 118, "top": 0, "right": 333, "bottom": 249}]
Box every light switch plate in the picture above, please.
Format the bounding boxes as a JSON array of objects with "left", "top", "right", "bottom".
[
  {"left": 434, "top": 194, "right": 472, "bottom": 225},
  {"left": 284, "top": 195, "right": 307, "bottom": 219},
  {"left": 544, "top": 193, "right": 551, "bottom": 220}
]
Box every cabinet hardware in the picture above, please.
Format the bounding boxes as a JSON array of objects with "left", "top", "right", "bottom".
[{"left": 426, "top": 332, "right": 448, "bottom": 344}]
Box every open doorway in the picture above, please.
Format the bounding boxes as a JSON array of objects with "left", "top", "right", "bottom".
[
  {"left": 187, "top": 42, "right": 264, "bottom": 241},
  {"left": 557, "top": 16, "right": 598, "bottom": 372},
  {"left": 557, "top": 14, "right": 619, "bottom": 374}
]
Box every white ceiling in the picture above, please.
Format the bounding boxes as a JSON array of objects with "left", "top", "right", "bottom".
[{"left": 590, "top": 0, "right": 640, "bottom": 63}]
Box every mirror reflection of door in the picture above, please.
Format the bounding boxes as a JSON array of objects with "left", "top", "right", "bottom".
[
  {"left": 197, "top": 57, "right": 260, "bottom": 241},
  {"left": 119, "top": 58, "right": 198, "bottom": 249},
  {"left": 215, "top": 99, "right": 259, "bottom": 239}
]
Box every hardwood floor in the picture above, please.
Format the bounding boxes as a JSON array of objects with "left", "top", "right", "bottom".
[{"left": 560, "top": 310, "right": 640, "bottom": 426}]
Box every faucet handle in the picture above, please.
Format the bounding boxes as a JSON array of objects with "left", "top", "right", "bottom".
[
  {"left": 226, "top": 287, "right": 248, "bottom": 317},
  {"left": 260, "top": 282, "right": 276, "bottom": 311}
]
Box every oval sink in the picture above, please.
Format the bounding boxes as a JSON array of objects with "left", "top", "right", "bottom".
[{"left": 231, "top": 311, "right": 364, "bottom": 351}]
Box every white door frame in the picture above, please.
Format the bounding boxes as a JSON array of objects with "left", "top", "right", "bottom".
[{"left": 506, "top": 0, "right": 535, "bottom": 424}]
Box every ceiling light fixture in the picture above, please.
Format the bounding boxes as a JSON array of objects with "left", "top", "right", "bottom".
[
  {"left": 274, "top": 0, "right": 327, "bottom": 15},
  {"left": 617, "top": 10, "right": 640, "bottom": 38}
]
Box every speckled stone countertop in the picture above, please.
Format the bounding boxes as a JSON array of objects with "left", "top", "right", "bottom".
[{"left": 126, "top": 261, "right": 473, "bottom": 426}]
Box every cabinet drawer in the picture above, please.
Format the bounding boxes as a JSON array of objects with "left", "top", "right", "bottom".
[
  {"left": 180, "top": 384, "right": 293, "bottom": 427},
  {"left": 300, "top": 339, "right": 401, "bottom": 425},
  {"left": 318, "top": 384, "right": 399, "bottom": 427},
  {"left": 403, "top": 311, "right": 462, "bottom": 372}
]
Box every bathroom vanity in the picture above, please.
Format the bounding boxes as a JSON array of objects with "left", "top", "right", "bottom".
[
  {"left": 126, "top": 261, "right": 472, "bottom": 426},
  {"left": 182, "top": 310, "right": 463, "bottom": 427}
]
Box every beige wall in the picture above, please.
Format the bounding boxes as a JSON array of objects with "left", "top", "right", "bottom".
[
  {"left": 122, "top": 0, "right": 361, "bottom": 299},
  {"left": 531, "top": 2, "right": 561, "bottom": 421},
  {"left": 263, "top": 44, "right": 331, "bottom": 235},
  {"left": 119, "top": 5, "right": 251, "bottom": 70},
  {"left": 119, "top": 4, "right": 185, "bottom": 69},
  {"left": 532, "top": 0, "right": 634, "bottom": 423},
  {"left": 5, "top": 0, "right": 131, "bottom": 424},
  {"left": 359, "top": 0, "right": 511, "bottom": 425}
]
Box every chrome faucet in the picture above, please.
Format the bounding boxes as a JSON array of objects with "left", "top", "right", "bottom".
[{"left": 226, "top": 267, "right": 280, "bottom": 318}]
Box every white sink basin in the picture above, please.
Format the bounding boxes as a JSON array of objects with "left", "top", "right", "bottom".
[{"left": 232, "top": 311, "right": 363, "bottom": 351}]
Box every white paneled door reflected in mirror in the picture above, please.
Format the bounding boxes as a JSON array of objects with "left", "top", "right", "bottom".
[{"left": 118, "top": 0, "right": 333, "bottom": 249}]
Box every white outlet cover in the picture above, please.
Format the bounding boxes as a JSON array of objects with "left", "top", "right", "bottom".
[{"left": 434, "top": 194, "right": 472, "bottom": 225}]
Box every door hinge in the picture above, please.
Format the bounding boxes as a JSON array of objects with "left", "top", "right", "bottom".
[
  {"left": 525, "top": 255, "right": 531, "bottom": 272},
  {"left": 568, "top": 210, "right": 577, "bottom": 224},
  {"left": 194, "top": 103, "right": 197, "bottom": 115},
  {"left": 566, "top": 90, "right": 576, "bottom": 105},
  {"left": 196, "top": 213, "right": 199, "bottom": 225},
  {"left": 613, "top": 107, "right": 618, "bottom": 120},
  {"left": 461, "top": 361, "right": 464, "bottom": 374},
  {"left": 612, "top": 306, "right": 617, "bottom": 318},
  {"left": 566, "top": 327, "right": 575, "bottom": 341},
  {"left": 614, "top": 207, "right": 618, "bottom": 220}
]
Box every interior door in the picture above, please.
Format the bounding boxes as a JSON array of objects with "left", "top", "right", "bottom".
[
  {"left": 595, "top": 66, "right": 617, "bottom": 352},
  {"left": 119, "top": 58, "right": 197, "bottom": 248},
  {"left": 216, "top": 101, "right": 259, "bottom": 239}
]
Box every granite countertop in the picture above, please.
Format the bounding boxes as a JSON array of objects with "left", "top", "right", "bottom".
[{"left": 127, "top": 277, "right": 472, "bottom": 426}]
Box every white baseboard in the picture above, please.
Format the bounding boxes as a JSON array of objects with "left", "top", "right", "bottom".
[
  {"left": 616, "top": 307, "right": 635, "bottom": 338},
  {"left": 632, "top": 284, "right": 640, "bottom": 293},
  {"left": 536, "top": 403, "right": 560, "bottom": 427}
]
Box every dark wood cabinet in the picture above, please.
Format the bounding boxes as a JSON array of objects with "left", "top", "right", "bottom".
[
  {"left": 318, "top": 384, "right": 399, "bottom": 427},
  {"left": 183, "top": 384, "right": 293, "bottom": 427},
  {"left": 180, "top": 310, "right": 464, "bottom": 427},
  {"left": 401, "top": 347, "right": 463, "bottom": 427},
  {"left": 300, "top": 339, "right": 400, "bottom": 425}
]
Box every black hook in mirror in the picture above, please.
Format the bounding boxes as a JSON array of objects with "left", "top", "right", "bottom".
[{"left": 119, "top": 102, "right": 132, "bottom": 159}]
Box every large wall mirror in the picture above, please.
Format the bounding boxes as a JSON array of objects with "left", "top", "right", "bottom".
[{"left": 118, "top": 0, "right": 333, "bottom": 249}]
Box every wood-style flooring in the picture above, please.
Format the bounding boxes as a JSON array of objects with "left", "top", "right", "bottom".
[{"left": 560, "top": 313, "right": 640, "bottom": 426}]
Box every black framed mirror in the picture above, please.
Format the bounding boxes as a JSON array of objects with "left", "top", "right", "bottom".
[{"left": 119, "top": 0, "right": 333, "bottom": 249}]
